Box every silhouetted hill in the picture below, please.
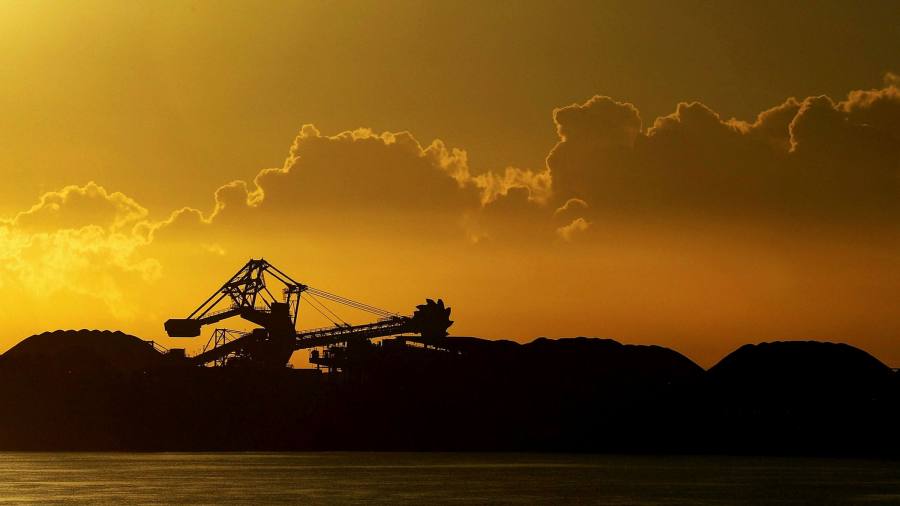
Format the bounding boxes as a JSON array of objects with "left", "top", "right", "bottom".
[
  {"left": 425, "top": 336, "right": 703, "bottom": 384},
  {"left": 0, "top": 331, "right": 897, "bottom": 454},
  {"left": 523, "top": 336, "right": 704, "bottom": 381},
  {"left": 700, "top": 341, "right": 899, "bottom": 456},
  {"left": 709, "top": 340, "right": 892, "bottom": 387},
  {"left": 0, "top": 329, "right": 166, "bottom": 373}
]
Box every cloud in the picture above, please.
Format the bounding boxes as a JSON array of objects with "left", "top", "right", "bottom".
[
  {"left": 150, "top": 124, "right": 552, "bottom": 246},
  {"left": 554, "top": 198, "right": 588, "bottom": 215},
  {"left": 7, "top": 181, "right": 148, "bottom": 232},
  {"left": 556, "top": 217, "right": 590, "bottom": 241},
  {"left": 554, "top": 95, "right": 642, "bottom": 149},
  {"left": 0, "top": 183, "right": 159, "bottom": 318},
  {"left": 547, "top": 82, "right": 900, "bottom": 229},
  {"left": 886, "top": 72, "right": 900, "bottom": 88},
  {"left": 470, "top": 166, "right": 552, "bottom": 205},
  {"left": 246, "top": 126, "right": 477, "bottom": 219}
]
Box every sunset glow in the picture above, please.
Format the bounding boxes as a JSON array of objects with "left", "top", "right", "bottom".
[{"left": 1, "top": 0, "right": 898, "bottom": 368}]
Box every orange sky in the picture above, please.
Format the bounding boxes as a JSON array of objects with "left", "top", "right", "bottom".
[{"left": 1, "top": 0, "right": 898, "bottom": 367}]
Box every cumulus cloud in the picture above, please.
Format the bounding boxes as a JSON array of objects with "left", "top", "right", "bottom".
[
  {"left": 554, "top": 95, "right": 642, "bottom": 149},
  {"left": 548, "top": 81, "right": 900, "bottom": 229},
  {"left": 6, "top": 81, "right": 899, "bottom": 268},
  {"left": 0, "top": 183, "right": 159, "bottom": 317},
  {"left": 470, "top": 166, "right": 552, "bottom": 205},
  {"left": 556, "top": 217, "right": 590, "bottom": 241},
  {"left": 554, "top": 198, "right": 588, "bottom": 215},
  {"left": 7, "top": 182, "right": 148, "bottom": 232},
  {"left": 150, "top": 124, "right": 552, "bottom": 246}
]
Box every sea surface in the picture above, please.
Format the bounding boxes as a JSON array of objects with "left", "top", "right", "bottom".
[{"left": 0, "top": 452, "right": 898, "bottom": 504}]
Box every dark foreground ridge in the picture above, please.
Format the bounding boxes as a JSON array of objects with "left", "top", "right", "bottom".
[{"left": 0, "top": 330, "right": 898, "bottom": 455}]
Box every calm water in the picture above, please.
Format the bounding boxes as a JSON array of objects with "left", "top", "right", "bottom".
[{"left": 0, "top": 452, "right": 898, "bottom": 504}]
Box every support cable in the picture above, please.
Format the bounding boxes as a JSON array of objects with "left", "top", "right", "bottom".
[
  {"left": 306, "top": 287, "right": 398, "bottom": 317},
  {"left": 300, "top": 293, "right": 340, "bottom": 326},
  {"left": 307, "top": 292, "right": 350, "bottom": 326}
]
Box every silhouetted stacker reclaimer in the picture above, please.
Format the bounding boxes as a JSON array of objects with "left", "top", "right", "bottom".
[{"left": 164, "top": 259, "right": 453, "bottom": 369}]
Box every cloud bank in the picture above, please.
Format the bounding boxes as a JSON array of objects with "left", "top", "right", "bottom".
[{"left": 548, "top": 84, "right": 899, "bottom": 234}]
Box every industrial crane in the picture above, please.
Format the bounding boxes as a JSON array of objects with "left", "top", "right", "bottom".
[{"left": 164, "top": 259, "right": 453, "bottom": 368}]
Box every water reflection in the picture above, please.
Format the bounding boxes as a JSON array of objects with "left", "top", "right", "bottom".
[{"left": 0, "top": 453, "right": 898, "bottom": 504}]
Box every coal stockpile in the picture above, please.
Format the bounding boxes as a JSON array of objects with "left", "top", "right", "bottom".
[{"left": 0, "top": 330, "right": 897, "bottom": 455}]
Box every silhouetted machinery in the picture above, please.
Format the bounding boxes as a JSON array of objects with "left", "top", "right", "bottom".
[{"left": 165, "top": 259, "right": 453, "bottom": 368}]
